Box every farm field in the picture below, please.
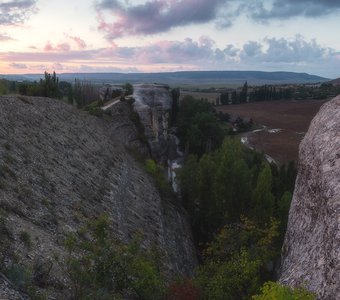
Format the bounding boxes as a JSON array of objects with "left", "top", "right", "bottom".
[{"left": 216, "top": 99, "right": 328, "bottom": 165}]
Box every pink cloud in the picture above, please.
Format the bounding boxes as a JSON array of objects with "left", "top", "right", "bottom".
[
  {"left": 2, "top": 36, "right": 338, "bottom": 77},
  {"left": 44, "top": 41, "right": 71, "bottom": 52},
  {"left": 69, "top": 36, "right": 87, "bottom": 49}
]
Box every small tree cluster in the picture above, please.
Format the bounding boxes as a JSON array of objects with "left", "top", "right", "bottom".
[{"left": 63, "top": 214, "right": 166, "bottom": 300}]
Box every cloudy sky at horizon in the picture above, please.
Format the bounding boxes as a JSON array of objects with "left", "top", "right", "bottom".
[{"left": 0, "top": 0, "right": 339, "bottom": 77}]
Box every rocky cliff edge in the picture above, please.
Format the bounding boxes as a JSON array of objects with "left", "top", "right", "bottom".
[
  {"left": 279, "top": 95, "right": 340, "bottom": 299},
  {"left": 0, "top": 95, "right": 197, "bottom": 298}
]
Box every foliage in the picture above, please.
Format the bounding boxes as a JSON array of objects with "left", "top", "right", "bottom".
[
  {"left": 41, "top": 71, "right": 59, "bottom": 98},
  {"left": 17, "top": 72, "right": 61, "bottom": 98},
  {"left": 124, "top": 82, "right": 134, "bottom": 96},
  {"left": 83, "top": 100, "right": 104, "bottom": 117},
  {"left": 252, "top": 281, "right": 316, "bottom": 300},
  {"left": 63, "top": 214, "right": 166, "bottom": 300},
  {"left": 177, "top": 96, "right": 224, "bottom": 156},
  {"left": 180, "top": 136, "right": 295, "bottom": 246},
  {"left": 74, "top": 79, "right": 100, "bottom": 108},
  {"left": 195, "top": 218, "right": 281, "bottom": 300},
  {"left": 179, "top": 135, "right": 297, "bottom": 299},
  {"left": 145, "top": 159, "right": 172, "bottom": 197},
  {"left": 196, "top": 250, "right": 261, "bottom": 300},
  {"left": 240, "top": 81, "right": 248, "bottom": 103},
  {"left": 251, "top": 165, "right": 275, "bottom": 224},
  {"left": 180, "top": 138, "right": 265, "bottom": 243}
]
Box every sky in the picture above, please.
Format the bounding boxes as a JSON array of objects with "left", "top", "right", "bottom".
[{"left": 0, "top": 0, "right": 339, "bottom": 77}]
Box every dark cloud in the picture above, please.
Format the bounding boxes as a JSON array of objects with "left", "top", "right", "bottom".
[
  {"left": 223, "top": 44, "right": 239, "bottom": 57},
  {"left": 250, "top": 0, "right": 340, "bottom": 20},
  {"left": 0, "top": 0, "right": 37, "bottom": 25},
  {"left": 260, "top": 36, "right": 330, "bottom": 63},
  {"left": 241, "top": 36, "right": 336, "bottom": 64},
  {"left": 95, "top": 0, "right": 340, "bottom": 39},
  {"left": 242, "top": 41, "right": 262, "bottom": 57},
  {"left": 96, "top": 0, "right": 231, "bottom": 39}
]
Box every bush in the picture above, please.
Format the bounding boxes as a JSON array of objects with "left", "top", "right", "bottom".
[
  {"left": 84, "top": 101, "right": 104, "bottom": 117},
  {"left": 145, "top": 159, "right": 172, "bottom": 196},
  {"left": 252, "top": 281, "right": 316, "bottom": 300},
  {"left": 63, "top": 214, "right": 166, "bottom": 299}
]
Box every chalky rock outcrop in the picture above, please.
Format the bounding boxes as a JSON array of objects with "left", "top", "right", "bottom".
[
  {"left": 280, "top": 96, "right": 340, "bottom": 299},
  {"left": 0, "top": 96, "right": 196, "bottom": 299},
  {"left": 132, "top": 84, "right": 172, "bottom": 162}
]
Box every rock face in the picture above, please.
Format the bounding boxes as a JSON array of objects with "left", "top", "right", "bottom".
[
  {"left": 279, "top": 96, "right": 340, "bottom": 299},
  {"left": 0, "top": 274, "right": 27, "bottom": 300},
  {"left": 0, "top": 96, "right": 197, "bottom": 298},
  {"left": 132, "top": 84, "right": 172, "bottom": 162}
]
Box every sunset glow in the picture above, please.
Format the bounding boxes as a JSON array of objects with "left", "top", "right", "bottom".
[{"left": 1, "top": 0, "right": 339, "bottom": 77}]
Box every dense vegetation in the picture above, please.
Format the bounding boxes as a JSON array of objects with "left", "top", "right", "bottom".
[
  {"left": 174, "top": 96, "right": 304, "bottom": 299},
  {"left": 177, "top": 96, "right": 225, "bottom": 156}
]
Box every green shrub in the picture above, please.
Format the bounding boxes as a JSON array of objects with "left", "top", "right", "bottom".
[
  {"left": 145, "top": 159, "right": 172, "bottom": 196},
  {"left": 63, "top": 214, "right": 166, "bottom": 299},
  {"left": 252, "top": 281, "right": 316, "bottom": 300},
  {"left": 88, "top": 107, "right": 103, "bottom": 117}
]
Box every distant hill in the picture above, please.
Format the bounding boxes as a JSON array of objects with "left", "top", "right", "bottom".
[
  {"left": 329, "top": 78, "right": 340, "bottom": 85},
  {"left": 1, "top": 70, "right": 329, "bottom": 86}
]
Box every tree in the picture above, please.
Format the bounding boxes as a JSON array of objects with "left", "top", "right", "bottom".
[
  {"left": 251, "top": 164, "right": 275, "bottom": 224},
  {"left": 177, "top": 96, "right": 224, "bottom": 156},
  {"left": 64, "top": 215, "right": 166, "bottom": 299},
  {"left": 196, "top": 218, "right": 281, "bottom": 300},
  {"left": 124, "top": 82, "right": 133, "bottom": 96},
  {"left": 240, "top": 81, "right": 248, "bottom": 103},
  {"left": 42, "top": 71, "right": 59, "bottom": 98}
]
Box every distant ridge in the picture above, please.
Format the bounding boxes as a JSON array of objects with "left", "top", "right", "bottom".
[
  {"left": 329, "top": 77, "right": 340, "bottom": 85},
  {"left": 1, "top": 70, "right": 329, "bottom": 86}
]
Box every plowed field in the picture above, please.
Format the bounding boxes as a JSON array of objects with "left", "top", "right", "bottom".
[{"left": 217, "top": 100, "right": 328, "bottom": 165}]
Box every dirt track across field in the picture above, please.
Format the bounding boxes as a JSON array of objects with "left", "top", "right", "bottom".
[{"left": 217, "top": 100, "right": 328, "bottom": 165}]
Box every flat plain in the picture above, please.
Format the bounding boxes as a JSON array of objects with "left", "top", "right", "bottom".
[{"left": 216, "top": 99, "right": 328, "bottom": 165}]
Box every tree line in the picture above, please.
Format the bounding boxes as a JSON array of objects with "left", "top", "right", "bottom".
[{"left": 218, "top": 81, "right": 340, "bottom": 105}]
